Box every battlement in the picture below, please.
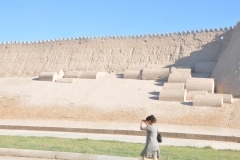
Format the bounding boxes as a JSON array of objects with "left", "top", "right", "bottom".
[{"left": 0, "top": 25, "right": 234, "bottom": 45}]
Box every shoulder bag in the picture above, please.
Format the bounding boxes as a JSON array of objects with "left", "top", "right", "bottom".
[{"left": 157, "top": 130, "right": 162, "bottom": 143}]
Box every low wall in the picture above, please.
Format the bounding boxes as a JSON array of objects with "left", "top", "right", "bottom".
[{"left": 0, "top": 125, "right": 239, "bottom": 142}]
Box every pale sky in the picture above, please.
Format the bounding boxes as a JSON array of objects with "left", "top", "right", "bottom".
[{"left": 0, "top": 0, "right": 240, "bottom": 42}]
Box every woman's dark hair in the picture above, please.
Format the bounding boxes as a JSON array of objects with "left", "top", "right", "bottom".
[{"left": 146, "top": 115, "right": 156, "bottom": 123}]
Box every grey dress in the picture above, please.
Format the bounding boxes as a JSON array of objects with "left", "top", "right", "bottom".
[{"left": 140, "top": 125, "right": 160, "bottom": 158}]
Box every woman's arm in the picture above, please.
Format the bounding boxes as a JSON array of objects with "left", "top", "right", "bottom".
[{"left": 140, "top": 120, "right": 148, "bottom": 130}]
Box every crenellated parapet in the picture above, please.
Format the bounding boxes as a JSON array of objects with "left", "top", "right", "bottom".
[{"left": 0, "top": 25, "right": 235, "bottom": 45}]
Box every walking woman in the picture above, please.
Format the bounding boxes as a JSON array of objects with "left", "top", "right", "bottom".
[{"left": 140, "top": 115, "right": 160, "bottom": 160}]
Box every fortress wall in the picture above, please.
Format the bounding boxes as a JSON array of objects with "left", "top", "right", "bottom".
[
  {"left": 0, "top": 28, "right": 232, "bottom": 77},
  {"left": 211, "top": 21, "right": 240, "bottom": 97}
]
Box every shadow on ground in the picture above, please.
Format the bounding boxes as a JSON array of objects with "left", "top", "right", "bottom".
[
  {"left": 154, "top": 80, "right": 165, "bottom": 86},
  {"left": 115, "top": 74, "right": 124, "bottom": 78},
  {"left": 32, "top": 78, "right": 39, "bottom": 81},
  {"left": 181, "top": 102, "right": 193, "bottom": 106},
  {"left": 149, "top": 91, "right": 160, "bottom": 100}
]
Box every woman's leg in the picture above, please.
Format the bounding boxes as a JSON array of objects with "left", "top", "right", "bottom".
[{"left": 142, "top": 157, "right": 158, "bottom": 160}]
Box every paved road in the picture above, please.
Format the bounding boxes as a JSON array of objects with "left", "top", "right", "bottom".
[
  {"left": 1, "top": 129, "right": 240, "bottom": 150},
  {"left": 0, "top": 156, "right": 52, "bottom": 160}
]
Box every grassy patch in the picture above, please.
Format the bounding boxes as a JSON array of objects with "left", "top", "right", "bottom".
[{"left": 0, "top": 136, "right": 240, "bottom": 160}]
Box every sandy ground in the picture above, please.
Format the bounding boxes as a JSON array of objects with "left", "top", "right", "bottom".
[{"left": 0, "top": 73, "right": 240, "bottom": 129}]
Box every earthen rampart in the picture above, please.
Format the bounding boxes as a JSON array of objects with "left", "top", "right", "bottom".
[
  {"left": 211, "top": 20, "right": 240, "bottom": 97},
  {"left": 0, "top": 27, "right": 233, "bottom": 77}
]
